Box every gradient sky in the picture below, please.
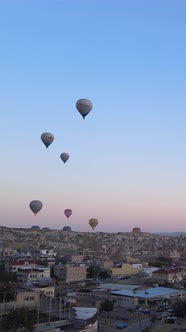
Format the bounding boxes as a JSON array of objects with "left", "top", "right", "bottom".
[{"left": 1, "top": 0, "right": 186, "bottom": 233}]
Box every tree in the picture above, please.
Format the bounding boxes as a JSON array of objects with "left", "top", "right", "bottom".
[
  {"left": 0, "top": 286, "right": 15, "bottom": 303},
  {"left": 98, "top": 271, "right": 110, "bottom": 279},
  {"left": 173, "top": 300, "right": 186, "bottom": 318},
  {"left": 100, "top": 299, "right": 114, "bottom": 312},
  {"left": 87, "top": 265, "right": 100, "bottom": 279},
  {"left": 2, "top": 307, "right": 35, "bottom": 332},
  {"left": 0, "top": 271, "right": 17, "bottom": 283}
]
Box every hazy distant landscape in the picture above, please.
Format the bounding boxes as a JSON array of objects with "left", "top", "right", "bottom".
[
  {"left": 154, "top": 232, "right": 186, "bottom": 237},
  {"left": 0, "top": 226, "right": 186, "bottom": 262}
]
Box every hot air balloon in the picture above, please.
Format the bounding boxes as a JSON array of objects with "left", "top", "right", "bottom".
[
  {"left": 31, "top": 225, "right": 40, "bottom": 230},
  {"left": 76, "top": 98, "right": 93, "bottom": 119},
  {"left": 64, "top": 209, "right": 72, "bottom": 219},
  {"left": 41, "top": 132, "right": 54, "bottom": 148},
  {"left": 89, "top": 218, "right": 98, "bottom": 230},
  {"left": 29, "top": 200, "right": 43, "bottom": 216},
  {"left": 60, "top": 153, "right": 69, "bottom": 163},
  {"left": 63, "top": 226, "right": 71, "bottom": 231}
]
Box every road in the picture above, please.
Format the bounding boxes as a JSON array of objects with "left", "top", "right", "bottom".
[
  {"left": 124, "top": 318, "right": 152, "bottom": 332},
  {"left": 98, "top": 317, "right": 152, "bottom": 332}
]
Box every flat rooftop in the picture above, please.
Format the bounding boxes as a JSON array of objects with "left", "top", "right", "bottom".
[
  {"left": 72, "top": 307, "right": 97, "bottom": 320},
  {"left": 111, "top": 286, "right": 185, "bottom": 298}
]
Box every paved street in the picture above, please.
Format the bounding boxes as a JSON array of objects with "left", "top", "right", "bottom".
[
  {"left": 124, "top": 318, "right": 152, "bottom": 332},
  {"left": 98, "top": 317, "right": 152, "bottom": 332}
]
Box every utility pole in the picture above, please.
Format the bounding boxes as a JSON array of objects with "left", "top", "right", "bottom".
[
  {"left": 49, "top": 296, "right": 52, "bottom": 323},
  {"left": 59, "top": 293, "right": 62, "bottom": 320},
  {"left": 37, "top": 294, "right": 40, "bottom": 324},
  {"left": 69, "top": 296, "right": 71, "bottom": 319},
  {"left": 138, "top": 311, "right": 143, "bottom": 332},
  {"left": 13, "top": 289, "right": 16, "bottom": 311}
]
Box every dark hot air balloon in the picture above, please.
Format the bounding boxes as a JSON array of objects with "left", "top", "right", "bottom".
[
  {"left": 76, "top": 98, "right": 93, "bottom": 119},
  {"left": 60, "top": 153, "right": 69, "bottom": 163},
  {"left": 41, "top": 132, "right": 54, "bottom": 148},
  {"left": 29, "top": 200, "right": 43, "bottom": 216}
]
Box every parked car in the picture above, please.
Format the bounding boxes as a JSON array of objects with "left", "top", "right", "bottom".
[
  {"left": 115, "top": 322, "right": 128, "bottom": 329},
  {"left": 138, "top": 307, "right": 149, "bottom": 313},
  {"left": 162, "top": 311, "right": 171, "bottom": 318},
  {"left": 164, "top": 305, "right": 172, "bottom": 310}
]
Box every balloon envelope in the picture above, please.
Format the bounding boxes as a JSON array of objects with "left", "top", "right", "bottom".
[
  {"left": 41, "top": 132, "right": 54, "bottom": 148},
  {"left": 29, "top": 200, "right": 43, "bottom": 216},
  {"left": 60, "top": 153, "right": 69, "bottom": 163},
  {"left": 76, "top": 98, "right": 93, "bottom": 119},
  {"left": 89, "top": 218, "right": 98, "bottom": 230},
  {"left": 31, "top": 225, "right": 40, "bottom": 230},
  {"left": 64, "top": 209, "right": 72, "bottom": 219}
]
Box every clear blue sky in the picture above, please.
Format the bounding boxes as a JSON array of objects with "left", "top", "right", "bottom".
[{"left": 1, "top": 0, "right": 186, "bottom": 233}]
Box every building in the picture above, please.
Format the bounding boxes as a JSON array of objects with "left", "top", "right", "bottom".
[
  {"left": 16, "top": 266, "right": 51, "bottom": 282},
  {"left": 111, "top": 286, "right": 186, "bottom": 308},
  {"left": 1, "top": 248, "right": 32, "bottom": 260},
  {"left": 90, "top": 283, "right": 139, "bottom": 300},
  {"left": 152, "top": 268, "right": 183, "bottom": 285},
  {"left": 156, "top": 250, "right": 181, "bottom": 260},
  {"left": 71, "top": 255, "right": 85, "bottom": 264},
  {"left": 71, "top": 307, "right": 97, "bottom": 331},
  {"left": 102, "top": 245, "right": 117, "bottom": 256},
  {"left": 169, "top": 250, "right": 181, "bottom": 259},
  {"left": 125, "top": 256, "right": 140, "bottom": 264},
  {"left": 15, "top": 287, "right": 39, "bottom": 307},
  {"left": 100, "top": 260, "right": 113, "bottom": 269},
  {"left": 14, "top": 252, "right": 32, "bottom": 260},
  {"left": 1, "top": 248, "right": 19, "bottom": 258},
  {"left": 35, "top": 249, "right": 57, "bottom": 266},
  {"left": 54, "top": 262, "right": 64, "bottom": 280},
  {"left": 54, "top": 263, "right": 87, "bottom": 283},
  {"left": 65, "top": 264, "right": 87, "bottom": 283},
  {"left": 111, "top": 263, "right": 143, "bottom": 276},
  {"left": 5, "top": 259, "right": 36, "bottom": 275},
  {"left": 22, "top": 281, "right": 55, "bottom": 299},
  {"left": 65, "top": 292, "right": 76, "bottom": 306},
  {"left": 0, "top": 288, "right": 39, "bottom": 312}
]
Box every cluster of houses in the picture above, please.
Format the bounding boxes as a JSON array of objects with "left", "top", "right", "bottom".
[{"left": 0, "top": 245, "right": 186, "bottom": 331}]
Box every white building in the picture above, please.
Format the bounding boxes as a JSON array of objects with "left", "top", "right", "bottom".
[
  {"left": 22, "top": 281, "right": 55, "bottom": 299},
  {"left": 72, "top": 307, "right": 97, "bottom": 331},
  {"left": 17, "top": 266, "right": 51, "bottom": 282},
  {"left": 1, "top": 248, "right": 18, "bottom": 258},
  {"left": 36, "top": 249, "right": 57, "bottom": 266}
]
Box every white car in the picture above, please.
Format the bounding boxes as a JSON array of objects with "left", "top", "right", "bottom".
[
  {"left": 138, "top": 307, "right": 149, "bottom": 313},
  {"left": 162, "top": 311, "right": 171, "bottom": 318}
]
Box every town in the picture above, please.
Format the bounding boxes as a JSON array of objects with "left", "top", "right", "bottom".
[{"left": 0, "top": 226, "right": 186, "bottom": 331}]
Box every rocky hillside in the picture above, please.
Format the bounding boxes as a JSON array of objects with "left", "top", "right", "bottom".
[{"left": 0, "top": 226, "right": 186, "bottom": 260}]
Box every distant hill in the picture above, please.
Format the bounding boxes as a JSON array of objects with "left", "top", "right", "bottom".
[
  {"left": 154, "top": 232, "right": 186, "bottom": 237},
  {"left": 0, "top": 227, "right": 186, "bottom": 260}
]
